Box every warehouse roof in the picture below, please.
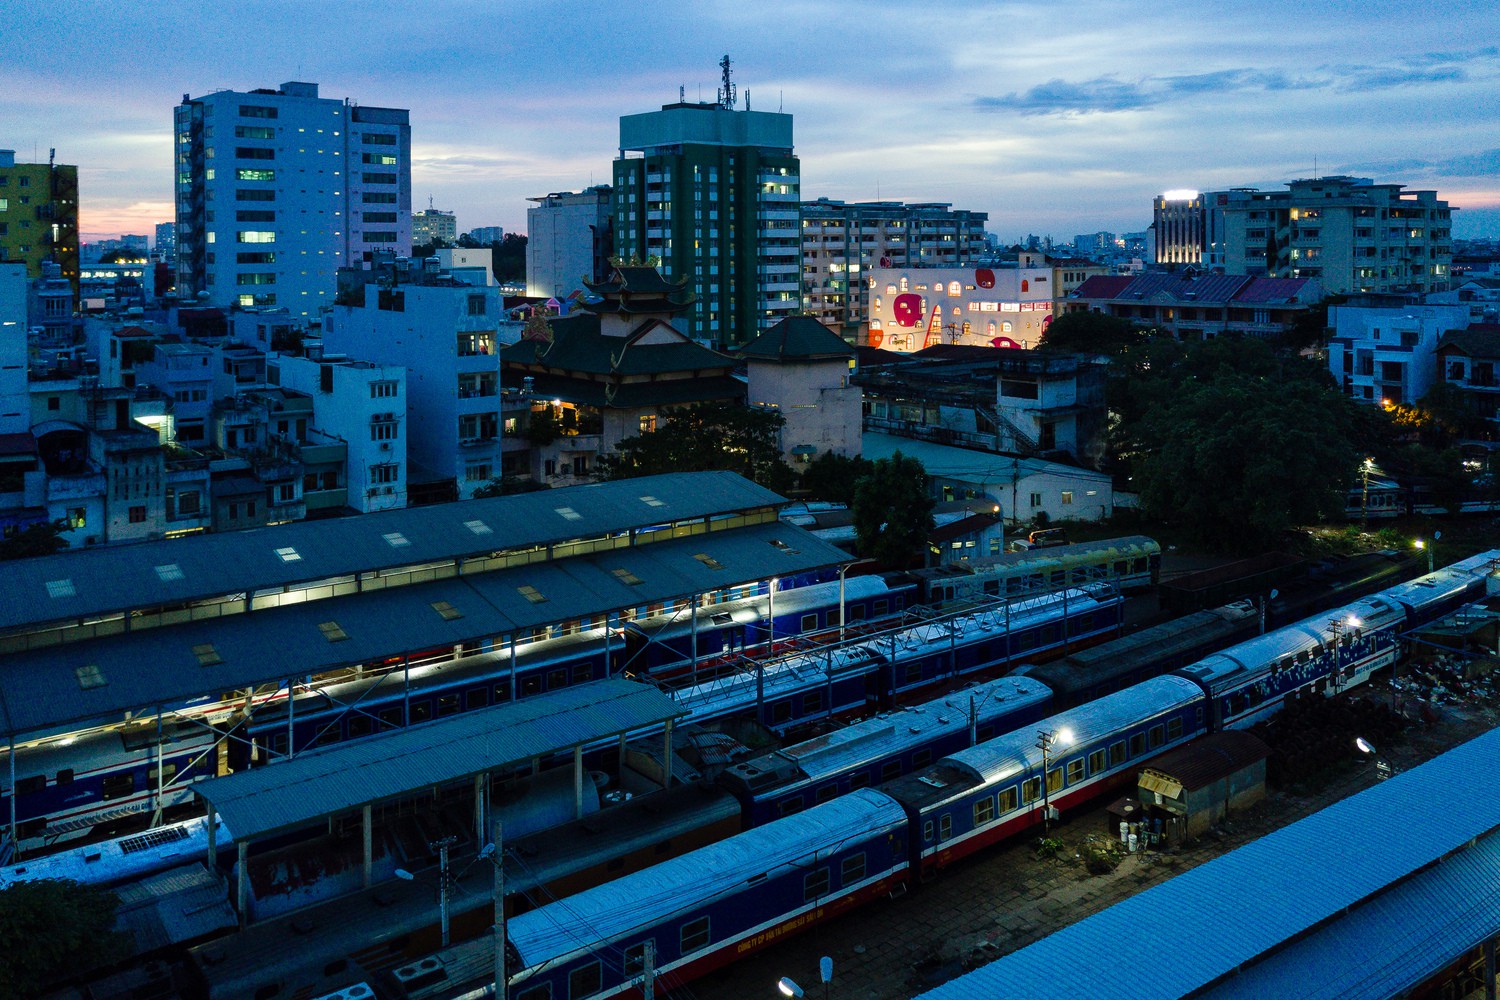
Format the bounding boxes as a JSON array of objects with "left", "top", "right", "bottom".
[
  {"left": 195, "top": 679, "right": 683, "bottom": 842},
  {"left": 912, "top": 726, "right": 1500, "bottom": 1000}
]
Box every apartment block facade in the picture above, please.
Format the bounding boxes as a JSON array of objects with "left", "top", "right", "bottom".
[
  {"left": 801, "top": 199, "right": 989, "bottom": 342},
  {"left": 174, "top": 82, "right": 412, "bottom": 317},
  {"left": 526, "top": 186, "right": 613, "bottom": 298},
  {"left": 0, "top": 149, "right": 79, "bottom": 300}
]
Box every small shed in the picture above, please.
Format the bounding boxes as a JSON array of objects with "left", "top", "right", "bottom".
[{"left": 1137, "top": 731, "right": 1270, "bottom": 843}]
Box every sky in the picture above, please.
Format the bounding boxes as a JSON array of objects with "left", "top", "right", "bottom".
[{"left": 5, "top": 0, "right": 1500, "bottom": 244}]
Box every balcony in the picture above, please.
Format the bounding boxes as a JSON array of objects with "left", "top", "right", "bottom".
[{"left": 304, "top": 487, "right": 348, "bottom": 511}]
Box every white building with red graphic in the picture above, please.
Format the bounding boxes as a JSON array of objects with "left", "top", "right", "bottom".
[{"left": 865, "top": 265, "right": 1054, "bottom": 353}]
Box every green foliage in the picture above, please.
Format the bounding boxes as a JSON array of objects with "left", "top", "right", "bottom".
[
  {"left": 1082, "top": 838, "right": 1125, "bottom": 874},
  {"left": 798, "top": 452, "right": 875, "bottom": 506},
  {"left": 525, "top": 407, "right": 562, "bottom": 446},
  {"left": 1277, "top": 294, "right": 1342, "bottom": 352},
  {"left": 596, "top": 401, "right": 797, "bottom": 493},
  {"left": 1390, "top": 444, "right": 1469, "bottom": 515},
  {"left": 0, "top": 879, "right": 126, "bottom": 995},
  {"left": 1111, "top": 337, "right": 1361, "bottom": 551},
  {"left": 1414, "top": 381, "right": 1494, "bottom": 446},
  {"left": 1037, "top": 311, "right": 1146, "bottom": 357},
  {"left": 0, "top": 520, "right": 70, "bottom": 561},
  {"left": 852, "top": 451, "right": 935, "bottom": 568},
  {"left": 491, "top": 233, "right": 527, "bottom": 284},
  {"left": 1034, "top": 837, "right": 1064, "bottom": 860}
]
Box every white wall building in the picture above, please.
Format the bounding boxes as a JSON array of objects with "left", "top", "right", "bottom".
[
  {"left": 0, "top": 263, "right": 26, "bottom": 434},
  {"left": 741, "top": 317, "right": 861, "bottom": 465},
  {"left": 271, "top": 353, "right": 407, "bottom": 512},
  {"left": 526, "top": 187, "right": 611, "bottom": 299},
  {"left": 323, "top": 282, "right": 508, "bottom": 499},
  {"left": 175, "top": 81, "right": 412, "bottom": 317},
  {"left": 1327, "top": 303, "right": 1472, "bottom": 407},
  {"left": 435, "top": 247, "right": 495, "bottom": 287},
  {"left": 866, "top": 265, "right": 1054, "bottom": 353}
]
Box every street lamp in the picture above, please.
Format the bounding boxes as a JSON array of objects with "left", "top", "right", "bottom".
[
  {"left": 778, "top": 977, "right": 805, "bottom": 997},
  {"left": 1360, "top": 457, "right": 1375, "bottom": 531},
  {"left": 1414, "top": 530, "right": 1440, "bottom": 575},
  {"left": 820, "top": 956, "right": 833, "bottom": 1000},
  {"left": 394, "top": 835, "right": 461, "bottom": 947},
  {"left": 1036, "top": 727, "right": 1073, "bottom": 833},
  {"left": 1355, "top": 737, "right": 1394, "bottom": 780},
  {"left": 838, "top": 559, "right": 876, "bottom": 643}
]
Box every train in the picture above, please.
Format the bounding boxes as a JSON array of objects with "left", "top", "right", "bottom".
[
  {"left": 910, "top": 535, "right": 1162, "bottom": 605},
  {"left": 176, "top": 551, "right": 1498, "bottom": 1000}
]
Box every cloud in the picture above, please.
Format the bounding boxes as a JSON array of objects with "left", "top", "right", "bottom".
[{"left": 975, "top": 76, "right": 1154, "bottom": 115}]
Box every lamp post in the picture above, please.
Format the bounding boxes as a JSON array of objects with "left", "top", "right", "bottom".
[
  {"left": 837, "top": 559, "right": 876, "bottom": 644},
  {"left": 1036, "top": 727, "right": 1073, "bottom": 833},
  {"left": 1355, "top": 737, "right": 1393, "bottom": 780},
  {"left": 778, "top": 977, "right": 805, "bottom": 998},
  {"left": 1361, "top": 457, "right": 1374, "bottom": 531},
  {"left": 1415, "top": 530, "right": 1440, "bottom": 575},
  {"left": 393, "top": 834, "right": 461, "bottom": 948}
]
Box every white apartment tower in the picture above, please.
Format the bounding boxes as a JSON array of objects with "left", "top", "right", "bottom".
[
  {"left": 526, "top": 186, "right": 612, "bottom": 298},
  {"left": 174, "top": 82, "right": 412, "bottom": 317}
]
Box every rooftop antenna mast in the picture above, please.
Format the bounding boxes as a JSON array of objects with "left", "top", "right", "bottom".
[{"left": 717, "top": 54, "right": 736, "bottom": 110}]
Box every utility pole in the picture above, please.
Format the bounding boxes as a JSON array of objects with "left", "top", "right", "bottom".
[
  {"left": 432, "top": 835, "right": 459, "bottom": 947},
  {"left": 642, "top": 940, "right": 656, "bottom": 999},
  {"left": 491, "top": 820, "right": 506, "bottom": 1000}
]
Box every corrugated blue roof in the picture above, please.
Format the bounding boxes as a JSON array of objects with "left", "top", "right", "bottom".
[{"left": 913, "top": 726, "right": 1500, "bottom": 1000}]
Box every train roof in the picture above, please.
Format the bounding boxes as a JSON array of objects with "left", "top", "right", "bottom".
[
  {"left": 194, "top": 680, "right": 683, "bottom": 843},
  {"left": 722, "top": 676, "right": 1051, "bottom": 793},
  {"left": 0, "top": 520, "right": 846, "bottom": 739},
  {"left": 1379, "top": 552, "right": 1499, "bottom": 615},
  {"left": 885, "top": 676, "right": 1205, "bottom": 810},
  {"left": 666, "top": 642, "right": 883, "bottom": 719},
  {"left": 624, "top": 575, "right": 900, "bottom": 641},
  {"left": 506, "top": 789, "right": 906, "bottom": 970},
  {"left": 909, "top": 536, "right": 1159, "bottom": 581}
]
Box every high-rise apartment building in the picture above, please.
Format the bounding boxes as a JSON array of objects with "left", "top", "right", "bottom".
[
  {"left": 412, "top": 207, "right": 456, "bottom": 246},
  {"left": 1220, "top": 177, "right": 1452, "bottom": 295},
  {"left": 1152, "top": 191, "right": 1205, "bottom": 267},
  {"left": 174, "top": 82, "right": 411, "bottom": 316},
  {"left": 154, "top": 222, "right": 177, "bottom": 258},
  {"left": 801, "top": 199, "right": 989, "bottom": 341},
  {"left": 612, "top": 60, "right": 800, "bottom": 347},
  {"left": 0, "top": 149, "right": 79, "bottom": 299},
  {"left": 526, "top": 186, "right": 612, "bottom": 298}
]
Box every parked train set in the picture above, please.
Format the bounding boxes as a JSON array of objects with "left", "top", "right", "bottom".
[
  {"left": 1, "top": 568, "right": 1131, "bottom": 854},
  {"left": 161, "top": 552, "right": 1499, "bottom": 1000}
]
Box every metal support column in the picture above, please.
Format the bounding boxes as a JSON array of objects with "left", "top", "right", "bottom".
[
  {"left": 362, "top": 804, "right": 373, "bottom": 888},
  {"left": 403, "top": 654, "right": 411, "bottom": 726},
  {"left": 663, "top": 720, "right": 674, "bottom": 788},
  {"left": 492, "top": 817, "right": 506, "bottom": 1000},
  {"left": 1486, "top": 938, "right": 1496, "bottom": 1000},
  {"left": 7, "top": 735, "right": 15, "bottom": 860},
  {"left": 474, "top": 773, "right": 487, "bottom": 845},
  {"left": 206, "top": 805, "right": 217, "bottom": 866},
  {"left": 508, "top": 635, "right": 518, "bottom": 699},
  {"left": 286, "top": 677, "right": 295, "bottom": 759},
  {"left": 690, "top": 596, "right": 700, "bottom": 680},
  {"left": 618, "top": 731, "right": 628, "bottom": 785},
  {"left": 153, "top": 708, "right": 164, "bottom": 828},
  {"left": 574, "top": 746, "right": 584, "bottom": 820},
  {"left": 237, "top": 842, "right": 249, "bottom": 925}
]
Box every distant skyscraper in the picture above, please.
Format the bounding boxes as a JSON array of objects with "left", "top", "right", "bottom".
[
  {"left": 1153, "top": 191, "right": 1205, "bottom": 267},
  {"left": 467, "top": 226, "right": 504, "bottom": 244},
  {"left": 174, "top": 81, "right": 411, "bottom": 315},
  {"left": 0, "top": 148, "right": 79, "bottom": 299},
  {"left": 155, "top": 222, "right": 177, "bottom": 256},
  {"left": 612, "top": 57, "right": 800, "bottom": 347},
  {"left": 526, "top": 186, "right": 612, "bottom": 298},
  {"left": 412, "top": 208, "right": 456, "bottom": 246}
]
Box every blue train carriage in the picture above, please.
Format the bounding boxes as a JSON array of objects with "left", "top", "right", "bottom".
[
  {"left": 1014, "top": 601, "right": 1262, "bottom": 709},
  {"left": 721, "top": 675, "right": 1054, "bottom": 826},
  {"left": 1379, "top": 550, "right": 1500, "bottom": 626},
  {"left": 620, "top": 575, "right": 913, "bottom": 677},
  {"left": 1172, "top": 594, "right": 1407, "bottom": 731},
  {"left": 915, "top": 535, "right": 1161, "bottom": 605},
  {"left": 504, "top": 788, "right": 910, "bottom": 1000},
  {"left": 665, "top": 643, "right": 883, "bottom": 734},
  {"left": 880, "top": 675, "right": 1208, "bottom": 880},
  {"left": 0, "top": 813, "right": 230, "bottom": 889},
  {"left": 1, "top": 719, "right": 221, "bottom": 852}
]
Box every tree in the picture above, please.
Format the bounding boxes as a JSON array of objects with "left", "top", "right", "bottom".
[
  {"left": 492, "top": 233, "right": 527, "bottom": 285},
  {"left": 596, "top": 401, "right": 797, "bottom": 493},
  {"left": 799, "top": 452, "right": 874, "bottom": 506},
  {"left": 0, "top": 520, "right": 69, "bottom": 561},
  {"left": 1037, "top": 311, "right": 1147, "bottom": 357},
  {"left": 1113, "top": 337, "right": 1362, "bottom": 550},
  {"left": 852, "top": 451, "right": 935, "bottom": 568},
  {"left": 0, "top": 879, "right": 126, "bottom": 995}
]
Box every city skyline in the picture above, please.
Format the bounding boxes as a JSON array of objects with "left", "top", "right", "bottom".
[{"left": 5, "top": 0, "right": 1500, "bottom": 243}]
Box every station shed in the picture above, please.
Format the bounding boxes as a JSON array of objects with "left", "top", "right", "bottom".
[
  {"left": 191, "top": 678, "right": 684, "bottom": 924},
  {"left": 1135, "top": 730, "right": 1269, "bottom": 843}
]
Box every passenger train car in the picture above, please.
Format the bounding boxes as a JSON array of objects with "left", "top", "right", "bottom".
[{"left": 912, "top": 535, "right": 1161, "bottom": 605}]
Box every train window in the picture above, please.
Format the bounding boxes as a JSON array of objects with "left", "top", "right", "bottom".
[
  {"left": 772, "top": 702, "right": 793, "bottom": 724},
  {"left": 1149, "top": 725, "right": 1165, "bottom": 749},
  {"left": 680, "top": 915, "right": 710, "bottom": 953},
  {"left": 1066, "top": 759, "right": 1085, "bottom": 785},
  {"left": 1113, "top": 560, "right": 1128, "bottom": 575},
  {"left": 147, "top": 764, "right": 178, "bottom": 785},
  {"left": 569, "top": 961, "right": 602, "bottom": 1000},
  {"left": 1046, "top": 767, "right": 1064, "bottom": 793},
  {"left": 1088, "top": 749, "right": 1106, "bottom": 774},
  {"left": 849, "top": 772, "right": 871, "bottom": 790},
  {"left": 903, "top": 663, "right": 923, "bottom": 685},
  {"left": 873, "top": 600, "right": 888, "bottom": 616},
  {"left": 939, "top": 815, "right": 952, "bottom": 841},
  {"left": 623, "top": 941, "right": 654, "bottom": 976},
  {"left": 1076, "top": 614, "right": 1094, "bottom": 632},
  {"left": 922, "top": 820, "right": 934, "bottom": 843},
  {"left": 1108, "top": 742, "right": 1126, "bottom": 767},
  {"left": 318, "top": 725, "right": 342, "bottom": 746},
  {"left": 841, "top": 853, "right": 866, "bottom": 885},
  {"left": 997, "top": 787, "right": 1018, "bottom": 813},
  {"left": 973, "top": 797, "right": 995, "bottom": 825},
  {"left": 881, "top": 760, "right": 902, "bottom": 782},
  {"left": 802, "top": 692, "right": 822, "bottom": 715},
  {"left": 1132, "top": 558, "right": 1147, "bottom": 573},
  {"left": 1196, "top": 707, "right": 1204, "bottom": 726},
  {"left": 16, "top": 775, "right": 44, "bottom": 796},
  {"left": 1129, "top": 733, "right": 1147, "bottom": 757},
  {"left": 801, "top": 613, "right": 819, "bottom": 632},
  {"left": 1040, "top": 626, "right": 1057, "bottom": 645},
  {"left": 575, "top": 664, "right": 593, "bottom": 682},
  {"left": 55, "top": 769, "right": 73, "bottom": 786},
  {"left": 983, "top": 580, "right": 1000, "bottom": 596},
  {"left": 466, "top": 689, "right": 487, "bottom": 711},
  {"left": 1016, "top": 631, "right": 1034, "bottom": 652},
  {"left": 102, "top": 773, "right": 135, "bottom": 800},
  {"left": 1050, "top": 570, "right": 1066, "bottom": 586},
  {"left": 348, "top": 716, "right": 373, "bottom": 738},
  {"left": 804, "top": 866, "right": 830, "bottom": 902},
  {"left": 516, "top": 985, "right": 551, "bottom": 1000},
  {"left": 816, "top": 785, "right": 838, "bottom": 804},
  {"left": 779, "top": 797, "right": 805, "bottom": 817},
  {"left": 270, "top": 733, "right": 289, "bottom": 755},
  {"left": 379, "top": 707, "right": 403, "bottom": 728},
  {"left": 521, "top": 676, "right": 542, "bottom": 696},
  {"left": 913, "top": 749, "right": 932, "bottom": 767},
  {"left": 1021, "top": 777, "right": 1041, "bottom": 804},
  {"left": 547, "top": 668, "right": 569, "bottom": 690},
  {"left": 1168, "top": 718, "right": 1184, "bottom": 741},
  {"left": 494, "top": 682, "right": 511, "bottom": 703},
  {"left": 437, "top": 695, "right": 461, "bottom": 717},
  {"left": 411, "top": 702, "right": 433, "bottom": 722}
]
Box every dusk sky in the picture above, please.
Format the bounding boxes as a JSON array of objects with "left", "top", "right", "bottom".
[{"left": 6, "top": 0, "right": 1500, "bottom": 244}]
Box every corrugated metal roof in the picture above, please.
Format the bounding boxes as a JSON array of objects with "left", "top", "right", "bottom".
[
  {"left": 0, "top": 471, "right": 784, "bottom": 633},
  {"left": 195, "top": 679, "right": 683, "bottom": 842},
  {"left": 1231, "top": 276, "right": 1312, "bottom": 304},
  {"left": 0, "top": 521, "right": 849, "bottom": 737},
  {"left": 862, "top": 432, "right": 1111, "bottom": 486},
  {"left": 912, "top": 726, "right": 1500, "bottom": 1000},
  {"left": 1137, "top": 730, "right": 1269, "bottom": 793}
]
